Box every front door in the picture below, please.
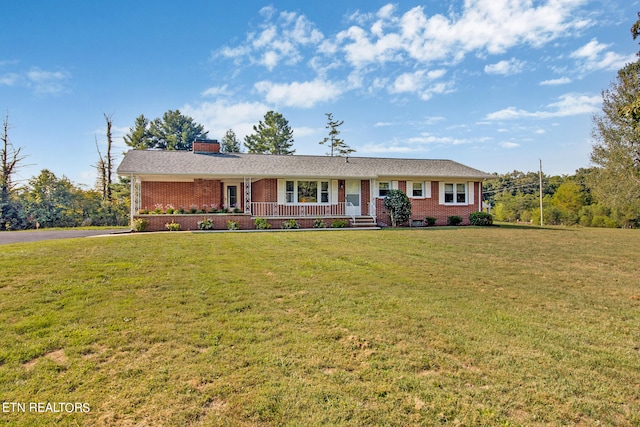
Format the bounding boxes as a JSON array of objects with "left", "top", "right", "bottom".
[
  {"left": 345, "top": 180, "right": 361, "bottom": 216},
  {"left": 226, "top": 185, "right": 238, "bottom": 210}
]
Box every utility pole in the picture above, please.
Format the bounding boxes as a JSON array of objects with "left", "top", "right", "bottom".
[{"left": 539, "top": 159, "right": 544, "bottom": 227}]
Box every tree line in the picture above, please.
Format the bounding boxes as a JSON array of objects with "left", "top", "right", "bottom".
[
  {"left": 483, "top": 167, "right": 637, "bottom": 228},
  {"left": 0, "top": 108, "right": 352, "bottom": 230}
]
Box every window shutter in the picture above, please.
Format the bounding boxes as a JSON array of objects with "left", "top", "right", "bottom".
[
  {"left": 277, "top": 179, "right": 285, "bottom": 204},
  {"left": 438, "top": 182, "right": 445, "bottom": 204},
  {"left": 392, "top": 180, "right": 399, "bottom": 190},
  {"left": 468, "top": 181, "right": 475, "bottom": 205},
  {"left": 425, "top": 181, "right": 431, "bottom": 198},
  {"left": 407, "top": 181, "right": 414, "bottom": 198},
  {"left": 331, "top": 180, "right": 339, "bottom": 204}
]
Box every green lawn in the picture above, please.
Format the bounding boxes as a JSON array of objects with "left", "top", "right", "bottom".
[{"left": 0, "top": 226, "right": 639, "bottom": 426}]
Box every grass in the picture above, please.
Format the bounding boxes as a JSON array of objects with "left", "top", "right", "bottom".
[{"left": 0, "top": 226, "right": 639, "bottom": 426}]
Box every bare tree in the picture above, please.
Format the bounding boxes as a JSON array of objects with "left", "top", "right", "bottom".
[
  {"left": 1, "top": 112, "right": 26, "bottom": 230},
  {"left": 95, "top": 113, "right": 115, "bottom": 202}
]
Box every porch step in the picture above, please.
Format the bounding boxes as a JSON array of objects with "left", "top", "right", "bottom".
[{"left": 351, "top": 216, "right": 378, "bottom": 228}]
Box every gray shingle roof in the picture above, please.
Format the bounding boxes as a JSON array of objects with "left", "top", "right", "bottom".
[{"left": 117, "top": 150, "right": 494, "bottom": 180}]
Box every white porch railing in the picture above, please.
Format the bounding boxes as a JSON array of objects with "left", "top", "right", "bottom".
[{"left": 251, "top": 202, "right": 346, "bottom": 217}]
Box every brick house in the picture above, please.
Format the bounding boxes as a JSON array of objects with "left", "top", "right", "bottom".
[{"left": 117, "top": 139, "right": 494, "bottom": 231}]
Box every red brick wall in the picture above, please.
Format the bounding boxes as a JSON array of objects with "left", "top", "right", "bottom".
[
  {"left": 251, "top": 179, "right": 278, "bottom": 203},
  {"left": 361, "top": 180, "right": 370, "bottom": 215},
  {"left": 141, "top": 180, "right": 222, "bottom": 211},
  {"left": 375, "top": 181, "right": 481, "bottom": 226},
  {"left": 134, "top": 214, "right": 352, "bottom": 231}
]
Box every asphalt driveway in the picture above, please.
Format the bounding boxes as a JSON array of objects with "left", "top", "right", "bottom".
[{"left": 0, "top": 229, "right": 129, "bottom": 245}]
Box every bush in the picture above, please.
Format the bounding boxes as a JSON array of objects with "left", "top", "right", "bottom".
[
  {"left": 281, "top": 219, "right": 300, "bottom": 229},
  {"left": 197, "top": 218, "right": 214, "bottom": 230},
  {"left": 447, "top": 215, "right": 462, "bottom": 226},
  {"left": 424, "top": 216, "right": 437, "bottom": 226},
  {"left": 469, "top": 212, "right": 493, "bottom": 226},
  {"left": 313, "top": 218, "right": 327, "bottom": 228},
  {"left": 254, "top": 217, "right": 271, "bottom": 230},
  {"left": 383, "top": 189, "right": 412, "bottom": 227},
  {"left": 165, "top": 220, "right": 181, "bottom": 231},
  {"left": 331, "top": 219, "right": 348, "bottom": 228},
  {"left": 227, "top": 220, "right": 240, "bottom": 230},
  {"left": 131, "top": 218, "right": 149, "bottom": 232}
]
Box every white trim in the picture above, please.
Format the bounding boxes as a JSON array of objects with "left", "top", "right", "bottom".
[{"left": 439, "top": 181, "right": 469, "bottom": 206}]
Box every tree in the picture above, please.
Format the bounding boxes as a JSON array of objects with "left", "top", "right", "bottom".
[
  {"left": 221, "top": 129, "right": 241, "bottom": 153},
  {"left": 123, "top": 110, "right": 208, "bottom": 150},
  {"left": 244, "top": 111, "right": 295, "bottom": 155},
  {"left": 123, "top": 114, "right": 151, "bottom": 149},
  {"left": 21, "top": 169, "right": 81, "bottom": 228},
  {"left": 590, "top": 60, "right": 640, "bottom": 226},
  {"left": 319, "top": 113, "right": 354, "bottom": 157},
  {"left": 0, "top": 112, "right": 27, "bottom": 231},
  {"left": 95, "top": 113, "right": 115, "bottom": 201},
  {"left": 383, "top": 189, "right": 412, "bottom": 227}
]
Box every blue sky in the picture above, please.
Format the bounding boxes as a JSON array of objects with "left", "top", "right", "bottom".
[{"left": 2, "top": 0, "right": 639, "bottom": 187}]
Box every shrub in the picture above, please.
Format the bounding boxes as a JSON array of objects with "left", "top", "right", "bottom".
[
  {"left": 165, "top": 220, "right": 181, "bottom": 231},
  {"left": 447, "top": 215, "right": 462, "bottom": 226},
  {"left": 227, "top": 220, "right": 240, "bottom": 230},
  {"left": 331, "top": 219, "right": 348, "bottom": 228},
  {"left": 166, "top": 207, "right": 175, "bottom": 214},
  {"left": 313, "top": 218, "right": 327, "bottom": 228},
  {"left": 469, "top": 212, "right": 493, "bottom": 226},
  {"left": 383, "top": 189, "right": 412, "bottom": 227},
  {"left": 281, "top": 219, "right": 300, "bottom": 229},
  {"left": 197, "top": 218, "right": 214, "bottom": 230},
  {"left": 189, "top": 205, "right": 198, "bottom": 214},
  {"left": 424, "top": 216, "right": 437, "bottom": 226},
  {"left": 254, "top": 217, "right": 271, "bottom": 230},
  {"left": 132, "top": 218, "right": 149, "bottom": 232}
]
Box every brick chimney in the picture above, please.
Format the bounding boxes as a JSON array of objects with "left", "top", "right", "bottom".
[{"left": 193, "top": 138, "right": 220, "bottom": 154}]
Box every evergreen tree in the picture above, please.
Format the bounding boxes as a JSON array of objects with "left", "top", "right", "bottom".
[
  {"left": 123, "top": 115, "right": 150, "bottom": 149},
  {"left": 244, "top": 111, "right": 295, "bottom": 155},
  {"left": 319, "top": 113, "right": 354, "bottom": 157},
  {"left": 221, "top": 129, "right": 241, "bottom": 153},
  {"left": 124, "top": 110, "right": 208, "bottom": 150}
]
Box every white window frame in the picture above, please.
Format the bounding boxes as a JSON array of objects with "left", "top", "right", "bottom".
[
  {"left": 439, "top": 182, "right": 469, "bottom": 205},
  {"left": 378, "top": 181, "right": 391, "bottom": 198},
  {"left": 407, "top": 181, "right": 431, "bottom": 199},
  {"left": 281, "top": 179, "right": 331, "bottom": 204}
]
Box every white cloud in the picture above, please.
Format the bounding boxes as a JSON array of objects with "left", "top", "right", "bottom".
[
  {"left": 0, "top": 66, "right": 71, "bottom": 94},
  {"left": 218, "top": 8, "right": 324, "bottom": 71},
  {"left": 486, "top": 93, "right": 601, "bottom": 120},
  {"left": 501, "top": 141, "right": 520, "bottom": 148},
  {"left": 570, "top": 38, "right": 636, "bottom": 73},
  {"left": 484, "top": 58, "right": 525, "bottom": 75},
  {"left": 202, "top": 85, "right": 231, "bottom": 97},
  {"left": 182, "top": 100, "right": 272, "bottom": 141},
  {"left": 540, "top": 77, "right": 571, "bottom": 86},
  {"left": 254, "top": 79, "right": 343, "bottom": 108}
]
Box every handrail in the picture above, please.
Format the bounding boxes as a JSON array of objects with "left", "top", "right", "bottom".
[
  {"left": 369, "top": 201, "right": 376, "bottom": 222},
  {"left": 345, "top": 201, "right": 356, "bottom": 224}
]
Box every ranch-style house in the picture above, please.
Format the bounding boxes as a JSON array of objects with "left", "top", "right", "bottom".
[{"left": 117, "top": 139, "right": 494, "bottom": 231}]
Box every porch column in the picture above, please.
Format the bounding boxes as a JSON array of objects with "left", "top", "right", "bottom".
[
  {"left": 244, "top": 177, "right": 252, "bottom": 214},
  {"left": 129, "top": 174, "right": 135, "bottom": 227}
]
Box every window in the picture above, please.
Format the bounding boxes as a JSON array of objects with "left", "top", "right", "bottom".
[
  {"left": 444, "top": 183, "right": 466, "bottom": 204},
  {"left": 379, "top": 182, "right": 391, "bottom": 197},
  {"left": 321, "top": 181, "right": 329, "bottom": 203},
  {"left": 412, "top": 182, "right": 423, "bottom": 198},
  {"left": 283, "top": 180, "right": 330, "bottom": 203},
  {"left": 286, "top": 181, "right": 294, "bottom": 203},
  {"left": 298, "top": 181, "right": 318, "bottom": 203}
]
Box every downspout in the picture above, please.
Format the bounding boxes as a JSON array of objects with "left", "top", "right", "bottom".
[{"left": 129, "top": 174, "right": 135, "bottom": 229}]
